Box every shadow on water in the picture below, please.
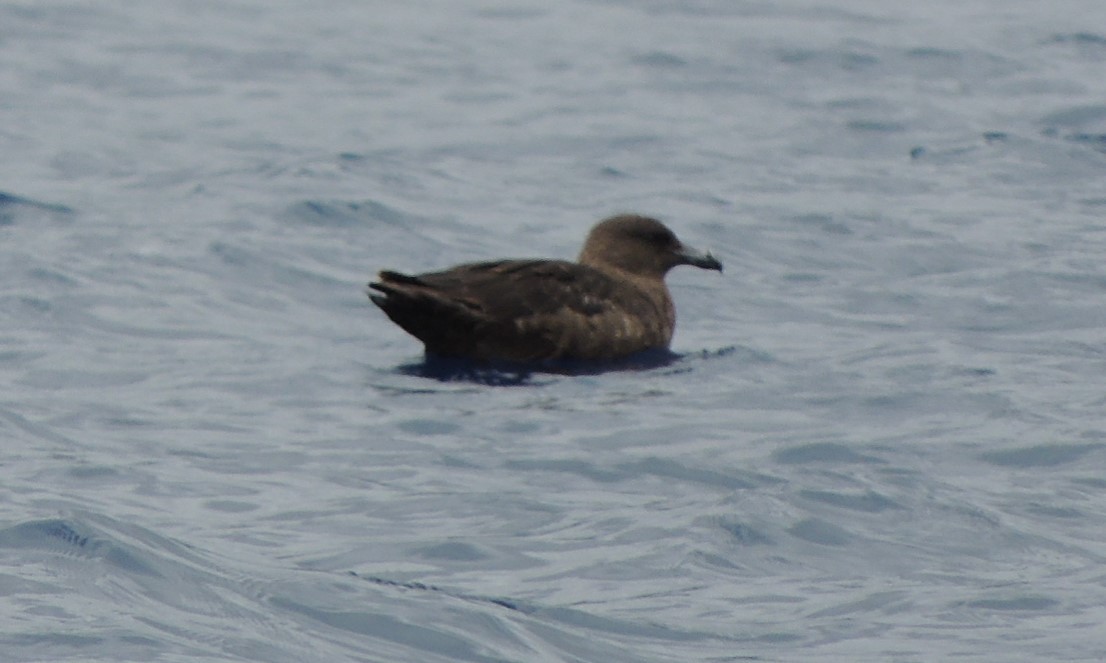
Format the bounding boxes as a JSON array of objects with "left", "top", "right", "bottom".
[{"left": 393, "top": 347, "right": 735, "bottom": 386}]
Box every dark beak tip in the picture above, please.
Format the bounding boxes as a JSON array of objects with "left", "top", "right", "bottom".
[
  {"left": 675, "top": 243, "right": 723, "bottom": 272},
  {"left": 696, "top": 253, "right": 724, "bottom": 273}
]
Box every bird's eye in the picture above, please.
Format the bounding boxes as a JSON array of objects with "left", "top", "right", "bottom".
[
  {"left": 639, "top": 227, "right": 673, "bottom": 244},
  {"left": 652, "top": 229, "right": 676, "bottom": 245}
]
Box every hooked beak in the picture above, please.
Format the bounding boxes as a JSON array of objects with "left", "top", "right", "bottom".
[{"left": 676, "top": 243, "right": 723, "bottom": 273}]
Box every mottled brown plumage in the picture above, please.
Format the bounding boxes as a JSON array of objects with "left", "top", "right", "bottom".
[{"left": 368, "top": 214, "right": 722, "bottom": 362}]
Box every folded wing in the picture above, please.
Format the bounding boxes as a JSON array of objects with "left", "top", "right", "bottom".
[{"left": 368, "top": 260, "right": 669, "bottom": 361}]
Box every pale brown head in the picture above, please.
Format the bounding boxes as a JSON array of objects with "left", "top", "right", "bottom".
[{"left": 577, "top": 214, "right": 723, "bottom": 278}]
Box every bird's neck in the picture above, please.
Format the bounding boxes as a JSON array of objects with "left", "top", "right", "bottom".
[{"left": 590, "top": 263, "right": 676, "bottom": 339}]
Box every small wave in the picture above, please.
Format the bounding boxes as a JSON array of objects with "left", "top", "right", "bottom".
[{"left": 0, "top": 518, "right": 159, "bottom": 577}]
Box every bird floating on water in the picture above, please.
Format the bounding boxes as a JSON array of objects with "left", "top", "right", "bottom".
[{"left": 368, "top": 214, "right": 722, "bottom": 363}]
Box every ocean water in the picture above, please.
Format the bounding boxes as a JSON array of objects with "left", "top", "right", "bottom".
[{"left": 3, "top": 0, "right": 1106, "bottom": 660}]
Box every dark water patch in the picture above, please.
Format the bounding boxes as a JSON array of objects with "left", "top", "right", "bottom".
[
  {"left": 504, "top": 458, "right": 628, "bottom": 483},
  {"left": 911, "top": 142, "right": 973, "bottom": 161},
  {"left": 271, "top": 596, "right": 506, "bottom": 662},
  {"left": 901, "top": 46, "right": 1017, "bottom": 79},
  {"left": 348, "top": 572, "right": 533, "bottom": 616},
  {"left": 0, "top": 191, "right": 73, "bottom": 213},
  {"left": 18, "top": 368, "right": 148, "bottom": 390},
  {"left": 1040, "top": 104, "right": 1106, "bottom": 131},
  {"left": 787, "top": 518, "right": 851, "bottom": 546},
  {"left": 0, "top": 191, "right": 73, "bottom": 226},
  {"left": 349, "top": 573, "right": 448, "bottom": 594},
  {"left": 978, "top": 443, "right": 1101, "bottom": 467},
  {"left": 203, "top": 499, "right": 259, "bottom": 513},
  {"left": 27, "top": 266, "right": 79, "bottom": 287},
  {"left": 208, "top": 240, "right": 347, "bottom": 291},
  {"left": 966, "top": 596, "right": 1059, "bottom": 611},
  {"left": 631, "top": 51, "right": 688, "bottom": 68},
  {"left": 846, "top": 119, "right": 906, "bottom": 133},
  {"left": 752, "top": 632, "right": 804, "bottom": 644},
  {"left": 1049, "top": 32, "right": 1106, "bottom": 46},
  {"left": 347, "top": 571, "right": 711, "bottom": 650},
  {"left": 782, "top": 271, "right": 823, "bottom": 283},
  {"left": 473, "top": 6, "right": 547, "bottom": 20},
  {"left": 6, "top": 633, "right": 105, "bottom": 648},
  {"left": 0, "top": 519, "right": 160, "bottom": 577},
  {"left": 791, "top": 213, "right": 852, "bottom": 235},
  {"left": 282, "top": 199, "right": 422, "bottom": 229},
  {"left": 773, "top": 442, "right": 879, "bottom": 465},
  {"left": 1047, "top": 32, "right": 1106, "bottom": 59},
  {"left": 906, "top": 47, "right": 961, "bottom": 61},
  {"left": 807, "top": 590, "right": 910, "bottom": 619},
  {"left": 689, "top": 550, "right": 742, "bottom": 572},
  {"left": 0, "top": 404, "right": 81, "bottom": 447},
  {"left": 396, "top": 418, "right": 462, "bottom": 435},
  {"left": 9, "top": 295, "right": 52, "bottom": 313},
  {"left": 712, "top": 518, "right": 773, "bottom": 545},
  {"left": 413, "top": 541, "right": 488, "bottom": 562},
  {"left": 799, "top": 489, "right": 900, "bottom": 513},
  {"left": 910, "top": 130, "right": 1026, "bottom": 162},
  {"left": 1072, "top": 476, "right": 1106, "bottom": 489},
  {"left": 778, "top": 48, "right": 879, "bottom": 71},
  {"left": 208, "top": 240, "right": 262, "bottom": 267},
  {"left": 497, "top": 420, "right": 541, "bottom": 434},
  {"left": 42, "top": 520, "right": 88, "bottom": 548},
  {"left": 537, "top": 605, "right": 710, "bottom": 642},
  {"left": 1022, "top": 503, "right": 1083, "bottom": 519},
  {"left": 1064, "top": 132, "right": 1106, "bottom": 152},
  {"left": 67, "top": 465, "right": 121, "bottom": 480},
  {"left": 627, "top": 456, "right": 760, "bottom": 490}
]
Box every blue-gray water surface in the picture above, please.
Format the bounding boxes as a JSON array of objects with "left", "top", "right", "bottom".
[{"left": 4, "top": 1, "right": 1106, "bottom": 661}]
